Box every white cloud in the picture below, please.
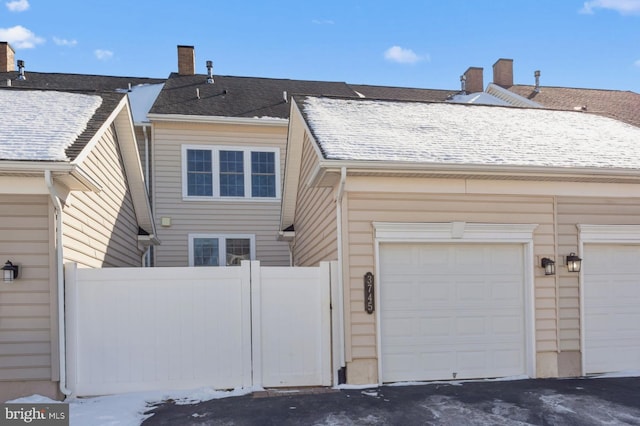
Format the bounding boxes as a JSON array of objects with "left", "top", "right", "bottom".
[
  {"left": 94, "top": 49, "right": 114, "bottom": 61},
  {"left": 384, "top": 45, "right": 427, "bottom": 64},
  {"left": 635, "top": 59, "right": 640, "bottom": 67},
  {"left": 312, "top": 19, "right": 335, "bottom": 25},
  {"left": 0, "top": 25, "right": 44, "bottom": 48},
  {"left": 53, "top": 37, "right": 77, "bottom": 47},
  {"left": 580, "top": 0, "right": 640, "bottom": 15},
  {"left": 5, "top": 0, "right": 29, "bottom": 12}
]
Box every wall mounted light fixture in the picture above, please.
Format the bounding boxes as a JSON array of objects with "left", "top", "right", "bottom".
[
  {"left": 566, "top": 252, "right": 582, "bottom": 273},
  {"left": 541, "top": 257, "right": 556, "bottom": 275},
  {"left": 2, "top": 260, "right": 19, "bottom": 282}
]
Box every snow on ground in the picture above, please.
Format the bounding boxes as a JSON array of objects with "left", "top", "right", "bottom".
[
  {"left": 8, "top": 387, "right": 253, "bottom": 426},
  {"left": 8, "top": 372, "right": 640, "bottom": 426}
]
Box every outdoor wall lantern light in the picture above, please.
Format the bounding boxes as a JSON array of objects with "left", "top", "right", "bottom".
[
  {"left": 566, "top": 253, "right": 582, "bottom": 273},
  {"left": 2, "top": 260, "right": 19, "bottom": 282},
  {"left": 541, "top": 257, "right": 556, "bottom": 275}
]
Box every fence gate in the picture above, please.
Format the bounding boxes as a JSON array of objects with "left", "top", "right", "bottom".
[{"left": 65, "top": 261, "right": 334, "bottom": 396}]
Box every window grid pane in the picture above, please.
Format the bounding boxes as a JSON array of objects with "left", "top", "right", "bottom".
[
  {"left": 251, "top": 151, "right": 276, "bottom": 198},
  {"left": 226, "top": 238, "right": 251, "bottom": 266},
  {"left": 194, "top": 238, "right": 219, "bottom": 266},
  {"left": 187, "top": 150, "right": 213, "bottom": 196},
  {"left": 220, "top": 150, "right": 244, "bottom": 197}
]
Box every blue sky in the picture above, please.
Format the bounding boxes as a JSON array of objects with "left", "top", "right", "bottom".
[{"left": 1, "top": 0, "right": 639, "bottom": 92}]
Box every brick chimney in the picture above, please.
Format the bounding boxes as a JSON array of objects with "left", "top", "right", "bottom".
[
  {"left": 493, "top": 58, "right": 513, "bottom": 88},
  {"left": 0, "top": 42, "right": 15, "bottom": 72},
  {"left": 463, "top": 67, "right": 484, "bottom": 93},
  {"left": 177, "top": 45, "right": 195, "bottom": 75}
]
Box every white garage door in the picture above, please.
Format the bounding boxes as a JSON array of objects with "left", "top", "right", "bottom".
[
  {"left": 583, "top": 244, "right": 640, "bottom": 374},
  {"left": 380, "top": 243, "right": 526, "bottom": 382}
]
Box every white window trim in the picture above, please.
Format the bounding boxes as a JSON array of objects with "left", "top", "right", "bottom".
[
  {"left": 577, "top": 224, "right": 640, "bottom": 376},
  {"left": 188, "top": 233, "right": 256, "bottom": 267},
  {"left": 372, "top": 221, "right": 538, "bottom": 383},
  {"left": 182, "top": 145, "right": 281, "bottom": 201}
]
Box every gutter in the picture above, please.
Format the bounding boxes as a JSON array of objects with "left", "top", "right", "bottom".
[
  {"left": 334, "top": 167, "right": 347, "bottom": 383},
  {"left": 146, "top": 113, "right": 288, "bottom": 127},
  {"left": 315, "top": 159, "right": 640, "bottom": 181},
  {"left": 45, "top": 170, "right": 72, "bottom": 398}
]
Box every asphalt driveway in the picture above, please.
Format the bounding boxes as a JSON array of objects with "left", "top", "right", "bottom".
[{"left": 142, "top": 377, "right": 640, "bottom": 425}]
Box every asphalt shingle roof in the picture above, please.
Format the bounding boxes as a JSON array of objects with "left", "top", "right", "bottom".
[
  {"left": 507, "top": 85, "right": 640, "bottom": 128},
  {"left": 349, "top": 84, "right": 456, "bottom": 102},
  {"left": 149, "top": 73, "right": 358, "bottom": 118},
  {"left": 0, "top": 70, "right": 164, "bottom": 92}
]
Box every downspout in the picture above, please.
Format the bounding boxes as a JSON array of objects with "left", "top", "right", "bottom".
[
  {"left": 141, "top": 247, "right": 151, "bottom": 267},
  {"left": 45, "top": 171, "right": 72, "bottom": 397},
  {"left": 143, "top": 125, "right": 151, "bottom": 268},
  {"left": 335, "top": 167, "right": 347, "bottom": 381},
  {"left": 143, "top": 125, "right": 150, "bottom": 191}
]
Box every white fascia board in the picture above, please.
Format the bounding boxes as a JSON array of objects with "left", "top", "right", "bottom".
[
  {"left": 147, "top": 113, "right": 289, "bottom": 127},
  {"left": 113, "top": 99, "right": 157, "bottom": 238}
]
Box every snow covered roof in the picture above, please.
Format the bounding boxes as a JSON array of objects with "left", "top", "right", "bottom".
[
  {"left": 0, "top": 89, "right": 102, "bottom": 161},
  {"left": 298, "top": 96, "right": 640, "bottom": 171}
]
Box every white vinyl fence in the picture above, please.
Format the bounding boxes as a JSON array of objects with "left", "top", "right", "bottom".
[{"left": 64, "top": 261, "right": 335, "bottom": 396}]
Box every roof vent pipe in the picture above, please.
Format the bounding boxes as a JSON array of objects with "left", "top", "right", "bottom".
[
  {"left": 206, "top": 60, "right": 214, "bottom": 84},
  {"left": 534, "top": 70, "right": 541, "bottom": 93},
  {"left": 17, "top": 59, "right": 25, "bottom": 80},
  {"left": 283, "top": 90, "right": 288, "bottom": 103},
  {"left": 460, "top": 74, "right": 466, "bottom": 94}
]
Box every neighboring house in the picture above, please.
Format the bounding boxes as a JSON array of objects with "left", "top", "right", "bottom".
[
  {"left": 463, "top": 57, "right": 640, "bottom": 126},
  {"left": 0, "top": 41, "right": 165, "bottom": 214},
  {"left": 0, "top": 87, "right": 157, "bottom": 401},
  {"left": 283, "top": 95, "right": 640, "bottom": 385}
]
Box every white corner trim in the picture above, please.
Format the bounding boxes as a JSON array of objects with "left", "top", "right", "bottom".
[
  {"left": 577, "top": 224, "right": 640, "bottom": 243},
  {"left": 373, "top": 222, "right": 539, "bottom": 242}
]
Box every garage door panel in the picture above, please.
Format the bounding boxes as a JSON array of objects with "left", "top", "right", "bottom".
[
  {"left": 380, "top": 243, "right": 526, "bottom": 382},
  {"left": 584, "top": 244, "right": 640, "bottom": 374},
  {"left": 492, "top": 315, "right": 524, "bottom": 335}
]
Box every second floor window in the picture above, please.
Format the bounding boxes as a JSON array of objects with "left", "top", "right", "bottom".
[{"left": 183, "top": 146, "right": 280, "bottom": 199}]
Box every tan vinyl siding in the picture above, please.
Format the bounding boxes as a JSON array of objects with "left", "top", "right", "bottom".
[
  {"left": 0, "top": 195, "right": 53, "bottom": 382},
  {"left": 344, "top": 190, "right": 557, "bottom": 365},
  {"left": 556, "top": 196, "right": 640, "bottom": 352},
  {"left": 152, "top": 121, "right": 290, "bottom": 266},
  {"left": 292, "top": 134, "right": 338, "bottom": 266},
  {"left": 62, "top": 124, "right": 142, "bottom": 268}
]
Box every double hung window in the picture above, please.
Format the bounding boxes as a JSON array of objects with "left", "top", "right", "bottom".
[
  {"left": 183, "top": 146, "right": 279, "bottom": 199},
  {"left": 189, "top": 234, "right": 255, "bottom": 266}
]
